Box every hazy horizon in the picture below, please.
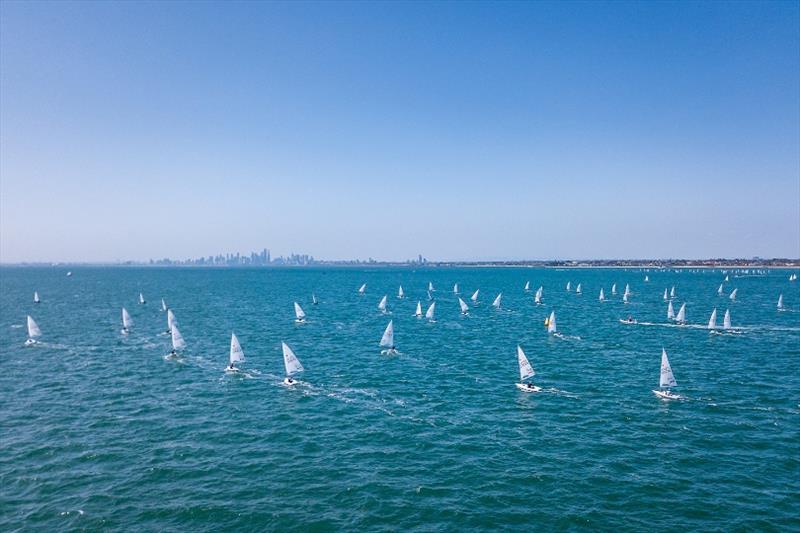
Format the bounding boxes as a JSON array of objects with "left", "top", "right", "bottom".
[{"left": 2, "top": 1, "right": 799, "bottom": 263}]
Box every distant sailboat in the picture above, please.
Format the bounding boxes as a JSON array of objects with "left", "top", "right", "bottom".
[
  {"left": 358, "top": 283, "right": 367, "bottom": 295},
  {"left": 790, "top": 273, "right": 797, "bottom": 281},
  {"left": 707, "top": 308, "right": 717, "bottom": 330},
  {"left": 729, "top": 288, "right": 738, "bottom": 301},
  {"left": 624, "top": 284, "right": 631, "bottom": 297},
  {"left": 428, "top": 282, "right": 435, "bottom": 292},
  {"left": 427, "top": 290, "right": 433, "bottom": 301},
  {"left": 717, "top": 284, "right": 724, "bottom": 296},
  {"left": 281, "top": 342, "right": 304, "bottom": 385},
  {"left": 470, "top": 289, "right": 480, "bottom": 303},
  {"left": 663, "top": 288, "right": 668, "bottom": 301},
  {"left": 66, "top": 271, "right": 72, "bottom": 277},
  {"left": 524, "top": 281, "right": 531, "bottom": 292},
  {"left": 161, "top": 298, "right": 167, "bottom": 312},
  {"left": 378, "top": 295, "right": 388, "bottom": 314},
  {"left": 599, "top": 288, "right": 605, "bottom": 301},
  {"left": 611, "top": 283, "right": 617, "bottom": 295},
  {"left": 294, "top": 302, "right": 306, "bottom": 323},
  {"left": 121, "top": 307, "right": 134, "bottom": 335},
  {"left": 425, "top": 301, "right": 436, "bottom": 322},
  {"left": 515, "top": 346, "right": 541, "bottom": 393},
  {"left": 670, "top": 286, "right": 675, "bottom": 299},
  {"left": 226, "top": 333, "right": 245, "bottom": 372},
  {"left": 547, "top": 311, "right": 557, "bottom": 334},
  {"left": 168, "top": 324, "right": 186, "bottom": 358},
  {"left": 644, "top": 275, "right": 649, "bottom": 282},
  {"left": 379, "top": 320, "right": 397, "bottom": 354},
  {"left": 653, "top": 348, "right": 680, "bottom": 400},
  {"left": 25, "top": 315, "right": 41, "bottom": 346},
  {"left": 398, "top": 286, "right": 405, "bottom": 299},
  {"left": 33, "top": 291, "right": 40, "bottom": 304},
  {"left": 575, "top": 283, "right": 582, "bottom": 295},
  {"left": 453, "top": 283, "right": 459, "bottom": 294},
  {"left": 566, "top": 281, "right": 571, "bottom": 292},
  {"left": 139, "top": 292, "right": 146, "bottom": 304},
  {"left": 414, "top": 301, "right": 423, "bottom": 318},
  {"left": 492, "top": 293, "right": 502, "bottom": 309},
  {"left": 675, "top": 303, "right": 686, "bottom": 324},
  {"left": 312, "top": 293, "right": 319, "bottom": 305},
  {"left": 622, "top": 291, "right": 629, "bottom": 304},
  {"left": 534, "top": 286, "right": 543, "bottom": 304},
  {"left": 723, "top": 309, "right": 732, "bottom": 330},
  {"left": 777, "top": 294, "right": 784, "bottom": 311},
  {"left": 458, "top": 297, "right": 469, "bottom": 315},
  {"left": 667, "top": 301, "right": 675, "bottom": 320},
  {"left": 725, "top": 275, "right": 730, "bottom": 282}
]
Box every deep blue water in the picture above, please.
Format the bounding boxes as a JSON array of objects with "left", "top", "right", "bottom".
[{"left": 1, "top": 266, "right": 799, "bottom": 531}]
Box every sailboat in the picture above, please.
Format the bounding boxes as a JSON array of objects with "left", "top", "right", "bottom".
[
  {"left": 378, "top": 295, "right": 388, "bottom": 314},
  {"left": 453, "top": 283, "right": 459, "bottom": 294},
  {"left": 663, "top": 288, "right": 668, "bottom": 301},
  {"left": 653, "top": 348, "right": 680, "bottom": 400},
  {"left": 790, "top": 273, "right": 797, "bottom": 281},
  {"left": 624, "top": 284, "right": 631, "bottom": 297},
  {"left": 428, "top": 282, "right": 435, "bottom": 292},
  {"left": 667, "top": 301, "right": 675, "bottom": 320},
  {"left": 226, "top": 333, "right": 245, "bottom": 372},
  {"left": 534, "top": 286, "right": 543, "bottom": 304},
  {"left": 675, "top": 303, "right": 686, "bottom": 324},
  {"left": 492, "top": 293, "right": 502, "bottom": 309},
  {"left": 458, "top": 297, "right": 469, "bottom": 315},
  {"left": 294, "top": 302, "right": 307, "bottom": 323},
  {"left": 358, "top": 283, "right": 367, "bottom": 295},
  {"left": 777, "top": 294, "right": 785, "bottom": 311},
  {"left": 398, "top": 286, "right": 405, "bottom": 299},
  {"left": 622, "top": 291, "right": 629, "bottom": 304},
  {"left": 167, "top": 324, "right": 186, "bottom": 358},
  {"left": 515, "top": 346, "right": 541, "bottom": 393},
  {"left": 575, "top": 283, "right": 582, "bottom": 295},
  {"left": 312, "top": 293, "right": 319, "bottom": 305},
  {"left": 427, "top": 290, "right": 433, "bottom": 301},
  {"left": 121, "top": 307, "right": 134, "bottom": 335},
  {"left": 599, "top": 288, "right": 605, "bottom": 301},
  {"left": 725, "top": 275, "right": 730, "bottom": 282},
  {"left": 25, "top": 315, "right": 41, "bottom": 346},
  {"left": 379, "top": 320, "right": 398, "bottom": 354},
  {"left": 670, "top": 286, "right": 675, "bottom": 299},
  {"left": 66, "top": 271, "right": 72, "bottom": 277},
  {"left": 546, "top": 311, "right": 557, "bottom": 334},
  {"left": 281, "top": 342, "right": 304, "bottom": 385},
  {"left": 729, "top": 288, "right": 738, "bottom": 301},
  {"left": 414, "top": 301, "right": 423, "bottom": 318},
  {"left": 524, "top": 281, "right": 530, "bottom": 292},
  {"left": 161, "top": 298, "right": 167, "bottom": 312},
  {"left": 425, "top": 301, "right": 436, "bottom": 322},
  {"left": 470, "top": 289, "right": 480, "bottom": 304},
  {"left": 566, "top": 281, "right": 571, "bottom": 291},
  {"left": 33, "top": 291, "right": 40, "bottom": 304},
  {"left": 723, "top": 309, "right": 732, "bottom": 330},
  {"left": 611, "top": 283, "right": 617, "bottom": 295},
  {"left": 166, "top": 309, "right": 177, "bottom": 334},
  {"left": 707, "top": 308, "right": 717, "bottom": 330},
  {"left": 139, "top": 292, "right": 146, "bottom": 304},
  {"left": 644, "top": 275, "right": 649, "bottom": 282},
  {"left": 717, "top": 284, "right": 724, "bottom": 296}
]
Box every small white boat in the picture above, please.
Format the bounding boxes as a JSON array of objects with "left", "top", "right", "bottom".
[
  {"left": 121, "top": 307, "right": 134, "bottom": 335},
  {"left": 546, "top": 311, "right": 556, "bottom": 334},
  {"left": 161, "top": 298, "right": 168, "bottom": 312},
  {"left": 644, "top": 275, "right": 649, "bottom": 282},
  {"left": 427, "top": 290, "right": 433, "bottom": 300},
  {"left": 565, "top": 281, "right": 571, "bottom": 292},
  {"left": 611, "top": 283, "right": 617, "bottom": 295},
  {"left": 378, "top": 295, "right": 388, "bottom": 313},
  {"left": 453, "top": 283, "right": 459, "bottom": 294},
  {"left": 524, "top": 281, "right": 530, "bottom": 292},
  {"left": 312, "top": 293, "right": 319, "bottom": 305},
  {"left": 729, "top": 288, "right": 738, "bottom": 301},
  {"left": 675, "top": 303, "right": 686, "bottom": 324},
  {"left": 575, "top": 283, "right": 582, "bottom": 295},
  {"left": 33, "top": 291, "right": 40, "bottom": 304},
  {"left": 707, "top": 308, "right": 717, "bottom": 330},
  {"left": 667, "top": 301, "right": 675, "bottom": 320},
  {"left": 458, "top": 297, "right": 469, "bottom": 315},
  {"left": 670, "top": 286, "right": 676, "bottom": 299},
  {"left": 663, "top": 288, "right": 668, "bottom": 301},
  {"left": 139, "top": 292, "right": 146, "bottom": 304},
  {"left": 725, "top": 275, "right": 730, "bottom": 282},
  {"left": 425, "top": 301, "right": 436, "bottom": 322},
  {"left": 428, "top": 282, "right": 435, "bottom": 292},
  {"left": 717, "top": 284, "right": 724, "bottom": 296},
  {"left": 226, "top": 333, "right": 245, "bottom": 373},
  {"left": 653, "top": 348, "right": 681, "bottom": 400},
  {"left": 358, "top": 283, "right": 367, "bottom": 295},
  {"left": 492, "top": 293, "right": 502, "bottom": 309},
  {"left": 777, "top": 294, "right": 784, "bottom": 311},
  {"left": 515, "top": 346, "right": 541, "bottom": 393},
  {"left": 534, "top": 286, "right": 543, "bottom": 304},
  {"left": 598, "top": 288, "right": 605, "bottom": 301},
  {"left": 414, "top": 301, "right": 423, "bottom": 318},
  {"left": 470, "top": 289, "right": 480, "bottom": 303},
  {"left": 723, "top": 309, "right": 733, "bottom": 330},
  {"left": 397, "top": 286, "right": 405, "bottom": 299},
  {"left": 25, "top": 315, "right": 41, "bottom": 346},
  {"left": 379, "top": 320, "right": 398, "bottom": 355},
  {"left": 281, "top": 341, "right": 304, "bottom": 385},
  {"left": 294, "top": 302, "right": 307, "bottom": 323},
  {"left": 622, "top": 291, "right": 629, "bottom": 304},
  {"left": 66, "top": 271, "right": 72, "bottom": 277}
]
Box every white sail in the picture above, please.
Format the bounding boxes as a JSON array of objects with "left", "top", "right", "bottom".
[
  {"left": 470, "top": 289, "right": 479, "bottom": 303},
  {"left": 707, "top": 308, "right": 717, "bottom": 329},
  {"left": 723, "top": 309, "right": 731, "bottom": 329},
  {"left": 414, "top": 301, "right": 422, "bottom": 317},
  {"left": 624, "top": 284, "right": 631, "bottom": 297},
  {"left": 122, "top": 307, "right": 134, "bottom": 329},
  {"left": 282, "top": 342, "right": 304, "bottom": 375},
  {"left": 667, "top": 301, "right": 675, "bottom": 319},
  {"left": 566, "top": 281, "right": 571, "bottom": 291},
  {"left": 517, "top": 346, "right": 535, "bottom": 381},
  {"left": 547, "top": 311, "right": 557, "bottom": 333},
  {"left": 427, "top": 290, "right": 432, "bottom": 300},
  {"left": 27, "top": 316, "right": 41, "bottom": 338},
  {"left": 171, "top": 324, "right": 186, "bottom": 351},
  {"left": 575, "top": 283, "right": 582, "bottom": 294},
  {"left": 535, "top": 286, "right": 543, "bottom": 303},
  {"left": 161, "top": 298, "right": 167, "bottom": 311},
  {"left": 492, "top": 293, "right": 502, "bottom": 308},
  {"left": 398, "top": 286, "right": 404, "bottom": 298},
  {"left": 378, "top": 295, "right": 388, "bottom": 311},
  {"left": 729, "top": 288, "right": 738, "bottom": 301},
  {"left": 167, "top": 309, "right": 177, "bottom": 332},
  {"left": 663, "top": 288, "right": 668, "bottom": 301},
  {"left": 717, "top": 284, "right": 724, "bottom": 296},
  {"left": 230, "top": 333, "right": 245, "bottom": 364},
  {"left": 599, "top": 288, "right": 605, "bottom": 301},
  {"left": 312, "top": 293, "right": 318, "bottom": 305},
  {"left": 294, "top": 302, "right": 306, "bottom": 320},
  {"left": 524, "top": 281, "right": 530, "bottom": 291},
  {"left": 623, "top": 291, "right": 629, "bottom": 304},
  {"left": 425, "top": 301, "right": 436, "bottom": 320},
  {"left": 139, "top": 292, "right": 145, "bottom": 304},
  {"left": 777, "top": 294, "right": 784, "bottom": 310},
  {"left": 33, "top": 291, "right": 40, "bottom": 303},
  {"left": 358, "top": 283, "right": 367, "bottom": 294},
  {"left": 453, "top": 283, "right": 459, "bottom": 294},
  {"left": 611, "top": 283, "right": 617, "bottom": 295},
  {"left": 670, "top": 286, "right": 675, "bottom": 298},
  {"left": 659, "top": 348, "right": 677, "bottom": 388},
  {"left": 379, "top": 320, "right": 394, "bottom": 347},
  {"left": 458, "top": 297, "right": 469, "bottom": 314},
  {"left": 428, "top": 282, "right": 434, "bottom": 292},
  {"left": 644, "top": 275, "right": 649, "bottom": 282},
  {"left": 725, "top": 275, "right": 729, "bottom": 282},
  {"left": 675, "top": 303, "right": 686, "bottom": 323}
]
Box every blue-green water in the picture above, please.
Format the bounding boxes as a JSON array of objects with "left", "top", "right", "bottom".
[{"left": 2, "top": 267, "right": 799, "bottom": 531}]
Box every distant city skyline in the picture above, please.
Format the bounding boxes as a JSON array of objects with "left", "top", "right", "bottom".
[{"left": 1, "top": 1, "right": 798, "bottom": 263}]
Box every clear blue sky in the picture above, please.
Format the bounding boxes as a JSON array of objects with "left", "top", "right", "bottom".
[{"left": 1, "top": 1, "right": 798, "bottom": 262}]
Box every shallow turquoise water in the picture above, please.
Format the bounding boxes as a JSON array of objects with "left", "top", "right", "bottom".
[{"left": 1, "top": 266, "right": 799, "bottom": 531}]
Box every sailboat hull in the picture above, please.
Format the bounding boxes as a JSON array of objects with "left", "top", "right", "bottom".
[
  {"left": 653, "top": 390, "right": 681, "bottom": 400},
  {"left": 24, "top": 339, "right": 36, "bottom": 346},
  {"left": 516, "top": 383, "right": 541, "bottom": 393}
]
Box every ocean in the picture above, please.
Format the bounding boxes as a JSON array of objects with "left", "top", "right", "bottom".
[{"left": 1, "top": 266, "right": 798, "bottom": 531}]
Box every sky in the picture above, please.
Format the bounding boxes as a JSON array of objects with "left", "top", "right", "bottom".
[{"left": 1, "top": 1, "right": 798, "bottom": 262}]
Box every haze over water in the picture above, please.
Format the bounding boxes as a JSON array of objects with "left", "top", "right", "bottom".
[{"left": 2, "top": 266, "right": 798, "bottom": 530}]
